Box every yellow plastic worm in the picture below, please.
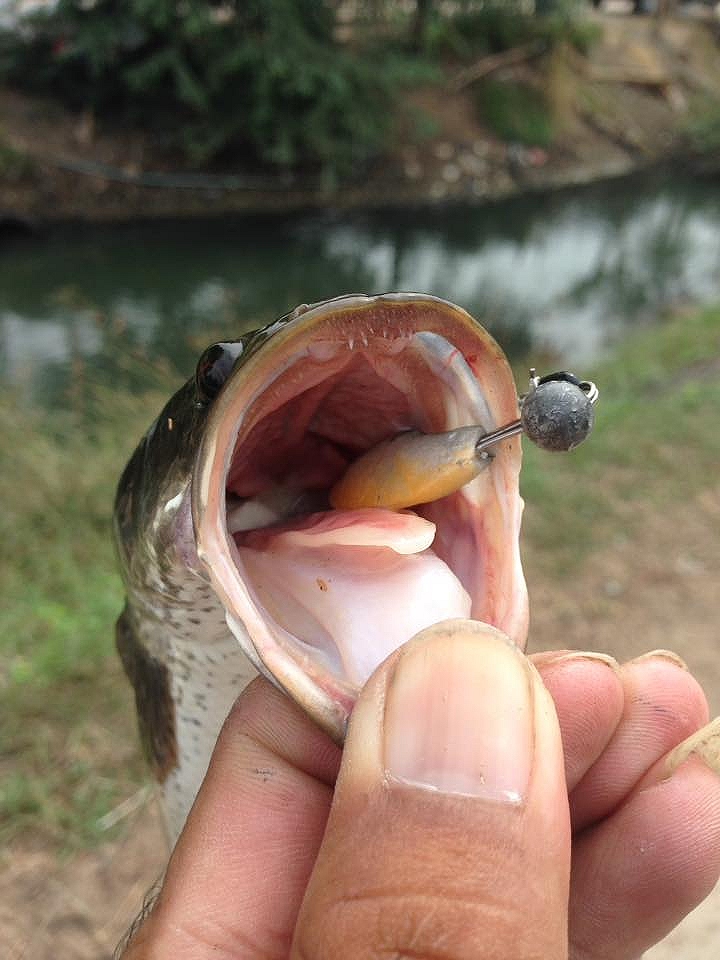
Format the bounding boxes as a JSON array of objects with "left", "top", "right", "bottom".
[{"left": 329, "top": 425, "right": 491, "bottom": 511}]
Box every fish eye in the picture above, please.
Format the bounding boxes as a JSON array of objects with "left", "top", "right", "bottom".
[{"left": 195, "top": 342, "right": 243, "bottom": 403}]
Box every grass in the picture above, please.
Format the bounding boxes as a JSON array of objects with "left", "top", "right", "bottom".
[
  {"left": 424, "top": 3, "right": 600, "bottom": 62},
  {"left": 0, "top": 361, "right": 181, "bottom": 850},
  {"left": 1, "top": 306, "right": 719, "bottom": 850},
  {"left": 0, "top": 130, "right": 33, "bottom": 180},
  {"left": 520, "top": 306, "right": 720, "bottom": 571},
  {"left": 683, "top": 93, "right": 720, "bottom": 154},
  {"left": 477, "top": 79, "right": 554, "bottom": 148}
]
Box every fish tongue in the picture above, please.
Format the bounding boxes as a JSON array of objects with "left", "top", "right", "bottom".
[{"left": 235, "top": 509, "right": 472, "bottom": 687}]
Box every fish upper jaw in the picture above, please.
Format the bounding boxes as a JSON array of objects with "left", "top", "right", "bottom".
[{"left": 192, "top": 294, "right": 528, "bottom": 742}]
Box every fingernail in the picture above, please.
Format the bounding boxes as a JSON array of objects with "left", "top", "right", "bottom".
[
  {"left": 631, "top": 649, "right": 689, "bottom": 671},
  {"left": 384, "top": 620, "right": 534, "bottom": 803},
  {"left": 533, "top": 650, "right": 620, "bottom": 673},
  {"left": 662, "top": 717, "right": 720, "bottom": 780}
]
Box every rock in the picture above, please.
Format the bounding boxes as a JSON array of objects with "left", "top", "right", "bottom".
[
  {"left": 433, "top": 141, "right": 454, "bottom": 160},
  {"left": 404, "top": 159, "right": 423, "bottom": 180},
  {"left": 458, "top": 151, "right": 488, "bottom": 176},
  {"left": 441, "top": 162, "right": 461, "bottom": 183}
]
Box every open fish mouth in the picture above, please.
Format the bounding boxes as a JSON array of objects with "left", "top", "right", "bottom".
[{"left": 193, "top": 293, "right": 528, "bottom": 741}]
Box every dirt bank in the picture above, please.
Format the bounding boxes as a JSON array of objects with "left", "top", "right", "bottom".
[{"left": 1, "top": 9, "right": 719, "bottom": 224}]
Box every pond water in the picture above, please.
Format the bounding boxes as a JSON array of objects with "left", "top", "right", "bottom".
[{"left": 2, "top": 169, "right": 719, "bottom": 408}]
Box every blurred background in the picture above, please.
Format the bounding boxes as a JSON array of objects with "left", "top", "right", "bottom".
[{"left": 1, "top": 1, "right": 718, "bottom": 956}]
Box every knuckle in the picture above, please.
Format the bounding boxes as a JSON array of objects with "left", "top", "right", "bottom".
[{"left": 295, "top": 882, "right": 527, "bottom": 960}]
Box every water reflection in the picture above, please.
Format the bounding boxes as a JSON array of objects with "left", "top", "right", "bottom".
[{"left": 2, "top": 170, "right": 719, "bottom": 407}]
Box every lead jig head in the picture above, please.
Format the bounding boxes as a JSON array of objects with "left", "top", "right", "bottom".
[
  {"left": 519, "top": 369, "right": 598, "bottom": 452},
  {"left": 471, "top": 369, "right": 598, "bottom": 456}
]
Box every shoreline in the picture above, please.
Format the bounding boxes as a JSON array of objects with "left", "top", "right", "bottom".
[
  {"left": 2, "top": 152, "right": 718, "bottom": 232},
  {"left": 2, "top": 11, "right": 720, "bottom": 227}
]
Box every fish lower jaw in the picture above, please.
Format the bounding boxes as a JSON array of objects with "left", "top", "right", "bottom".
[
  {"left": 220, "top": 481, "right": 527, "bottom": 741},
  {"left": 233, "top": 507, "right": 473, "bottom": 692}
]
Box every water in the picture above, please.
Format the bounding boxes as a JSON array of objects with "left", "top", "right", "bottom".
[{"left": 2, "top": 169, "right": 720, "bottom": 408}]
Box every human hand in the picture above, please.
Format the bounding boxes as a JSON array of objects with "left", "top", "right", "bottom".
[{"left": 122, "top": 621, "right": 720, "bottom": 959}]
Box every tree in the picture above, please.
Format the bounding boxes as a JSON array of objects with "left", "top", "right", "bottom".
[
  {"left": 0, "top": 0, "right": 402, "bottom": 178},
  {"left": 413, "top": 0, "right": 434, "bottom": 51}
]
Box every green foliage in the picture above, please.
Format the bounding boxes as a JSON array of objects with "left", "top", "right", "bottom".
[
  {"left": 0, "top": 1, "right": 600, "bottom": 176},
  {"left": 0, "top": 0, "right": 412, "bottom": 178},
  {"left": 423, "top": 0, "right": 598, "bottom": 61},
  {"left": 477, "top": 79, "right": 553, "bottom": 147},
  {"left": 424, "top": 2, "right": 533, "bottom": 60},
  {"left": 0, "top": 133, "right": 33, "bottom": 180},
  {"left": 684, "top": 94, "right": 720, "bottom": 153},
  {"left": 563, "top": 17, "right": 601, "bottom": 56}
]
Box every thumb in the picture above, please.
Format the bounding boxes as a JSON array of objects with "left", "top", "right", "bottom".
[{"left": 291, "top": 620, "right": 571, "bottom": 960}]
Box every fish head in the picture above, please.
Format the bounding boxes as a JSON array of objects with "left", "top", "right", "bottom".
[
  {"left": 114, "top": 377, "right": 210, "bottom": 606},
  {"left": 190, "top": 293, "right": 528, "bottom": 742}
]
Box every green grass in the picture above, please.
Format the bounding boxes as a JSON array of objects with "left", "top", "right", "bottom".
[
  {"left": 520, "top": 307, "right": 720, "bottom": 570},
  {"left": 477, "top": 79, "right": 554, "bottom": 148},
  {"left": 0, "top": 364, "right": 181, "bottom": 849},
  {"left": 683, "top": 93, "right": 720, "bottom": 154},
  {"left": 2, "top": 306, "right": 719, "bottom": 849},
  {"left": 0, "top": 130, "right": 33, "bottom": 180},
  {"left": 1, "top": 673, "right": 146, "bottom": 847},
  {"left": 424, "top": 3, "right": 600, "bottom": 61}
]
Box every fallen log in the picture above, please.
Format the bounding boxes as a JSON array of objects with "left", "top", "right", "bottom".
[{"left": 448, "top": 41, "right": 547, "bottom": 93}]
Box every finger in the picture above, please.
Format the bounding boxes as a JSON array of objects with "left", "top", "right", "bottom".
[
  {"left": 123, "top": 677, "right": 341, "bottom": 960},
  {"left": 292, "top": 620, "right": 571, "bottom": 960},
  {"left": 569, "top": 652, "right": 709, "bottom": 831},
  {"left": 532, "top": 651, "right": 624, "bottom": 791},
  {"left": 568, "top": 718, "right": 720, "bottom": 960}
]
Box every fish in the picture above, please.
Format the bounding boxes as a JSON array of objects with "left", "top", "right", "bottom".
[{"left": 114, "top": 292, "right": 528, "bottom": 842}]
